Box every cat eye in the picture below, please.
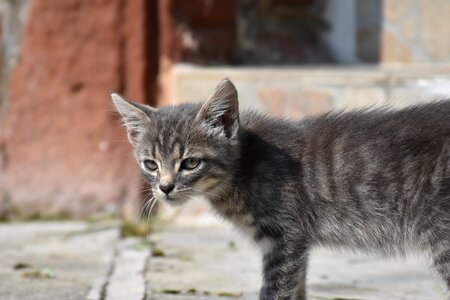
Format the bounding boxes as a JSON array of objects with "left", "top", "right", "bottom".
[
  {"left": 181, "top": 158, "right": 201, "bottom": 170},
  {"left": 142, "top": 159, "right": 158, "bottom": 171}
]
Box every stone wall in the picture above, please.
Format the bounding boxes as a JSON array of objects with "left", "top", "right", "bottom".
[
  {"left": 0, "top": 0, "right": 153, "bottom": 219},
  {"left": 0, "top": 0, "right": 30, "bottom": 117},
  {"left": 382, "top": 0, "right": 450, "bottom": 63}
]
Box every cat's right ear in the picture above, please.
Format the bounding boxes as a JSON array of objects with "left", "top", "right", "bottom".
[{"left": 111, "top": 93, "right": 154, "bottom": 144}]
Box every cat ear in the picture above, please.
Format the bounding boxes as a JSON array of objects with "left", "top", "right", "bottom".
[
  {"left": 111, "top": 93, "right": 154, "bottom": 144},
  {"left": 196, "top": 78, "right": 239, "bottom": 138}
]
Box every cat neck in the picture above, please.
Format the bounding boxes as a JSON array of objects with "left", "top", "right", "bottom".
[{"left": 206, "top": 113, "right": 304, "bottom": 228}]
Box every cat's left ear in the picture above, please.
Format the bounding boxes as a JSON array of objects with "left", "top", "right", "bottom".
[
  {"left": 111, "top": 93, "right": 154, "bottom": 144},
  {"left": 196, "top": 78, "right": 239, "bottom": 138}
]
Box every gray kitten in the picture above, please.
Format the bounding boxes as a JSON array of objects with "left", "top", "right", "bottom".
[{"left": 112, "top": 79, "right": 450, "bottom": 300}]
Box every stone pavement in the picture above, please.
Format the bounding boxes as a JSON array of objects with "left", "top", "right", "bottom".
[
  {"left": 146, "top": 221, "right": 446, "bottom": 300},
  {"left": 0, "top": 221, "right": 151, "bottom": 300},
  {"left": 0, "top": 221, "right": 118, "bottom": 300},
  {"left": 0, "top": 220, "right": 447, "bottom": 300}
]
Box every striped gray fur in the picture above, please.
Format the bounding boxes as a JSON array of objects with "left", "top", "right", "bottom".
[{"left": 112, "top": 79, "right": 450, "bottom": 300}]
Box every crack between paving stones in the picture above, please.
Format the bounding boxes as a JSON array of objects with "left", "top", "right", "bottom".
[
  {"left": 99, "top": 242, "right": 120, "bottom": 300},
  {"left": 142, "top": 240, "right": 153, "bottom": 300}
]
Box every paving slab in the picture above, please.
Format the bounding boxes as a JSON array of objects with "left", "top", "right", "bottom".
[
  {"left": 145, "top": 222, "right": 446, "bottom": 300},
  {"left": 0, "top": 221, "right": 119, "bottom": 300},
  {"left": 146, "top": 224, "right": 260, "bottom": 300},
  {"left": 104, "top": 237, "right": 150, "bottom": 300}
]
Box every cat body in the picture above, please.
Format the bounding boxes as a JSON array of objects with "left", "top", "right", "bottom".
[{"left": 112, "top": 79, "right": 450, "bottom": 300}]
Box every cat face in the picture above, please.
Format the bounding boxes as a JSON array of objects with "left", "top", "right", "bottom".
[{"left": 112, "top": 79, "right": 239, "bottom": 205}]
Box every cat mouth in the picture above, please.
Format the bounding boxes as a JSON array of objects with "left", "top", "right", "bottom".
[
  {"left": 160, "top": 194, "right": 189, "bottom": 206},
  {"left": 164, "top": 195, "right": 175, "bottom": 201}
]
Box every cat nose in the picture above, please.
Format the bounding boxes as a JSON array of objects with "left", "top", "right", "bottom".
[{"left": 159, "top": 183, "right": 175, "bottom": 195}]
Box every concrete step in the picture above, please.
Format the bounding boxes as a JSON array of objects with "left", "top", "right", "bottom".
[{"left": 169, "top": 64, "right": 450, "bottom": 117}]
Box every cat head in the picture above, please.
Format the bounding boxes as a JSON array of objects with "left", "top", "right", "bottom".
[{"left": 112, "top": 78, "right": 240, "bottom": 205}]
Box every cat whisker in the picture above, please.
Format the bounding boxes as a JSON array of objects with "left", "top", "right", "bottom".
[
  {"left": 143, "top": 198, "right": 159, "bottom": 232},
  {"left": 139, "top": 195, "right": 155, "bottom": 220},
  {"left": 147, "top": 198, "right": 159, "bottom": 216},
  {"left": 176, "top": 188, "right": 193, "bottom": 193}
]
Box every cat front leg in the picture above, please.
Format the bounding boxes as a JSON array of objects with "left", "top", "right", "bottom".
[
  {"left": 293, "top": 265, "right": 307, "bottom": 300},
  {"left": 259, "top": 240, "right": 309, "bottom": 300},
  {"left": 430, "top": 236, "right": 450, "bottom": 298}
]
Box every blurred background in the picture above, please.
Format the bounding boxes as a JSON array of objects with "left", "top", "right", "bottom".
[{"left": 1, "top": 0, "right": 450, "bottom": 222}]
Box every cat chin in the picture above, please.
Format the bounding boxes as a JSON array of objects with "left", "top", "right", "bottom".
[
  {"left": 165, "top": 199, "right": 189, "bottom": 207},
  {"left": 160, "top": 196, "right": 190, "bottom": 207}
]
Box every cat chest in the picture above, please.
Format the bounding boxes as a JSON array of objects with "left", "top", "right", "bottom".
[
  {"left": 227, "top": 213, "right": 274, "bottom": 254},
  {"left": 212, "top": 201, "right": 275, "bottom": 253}
]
